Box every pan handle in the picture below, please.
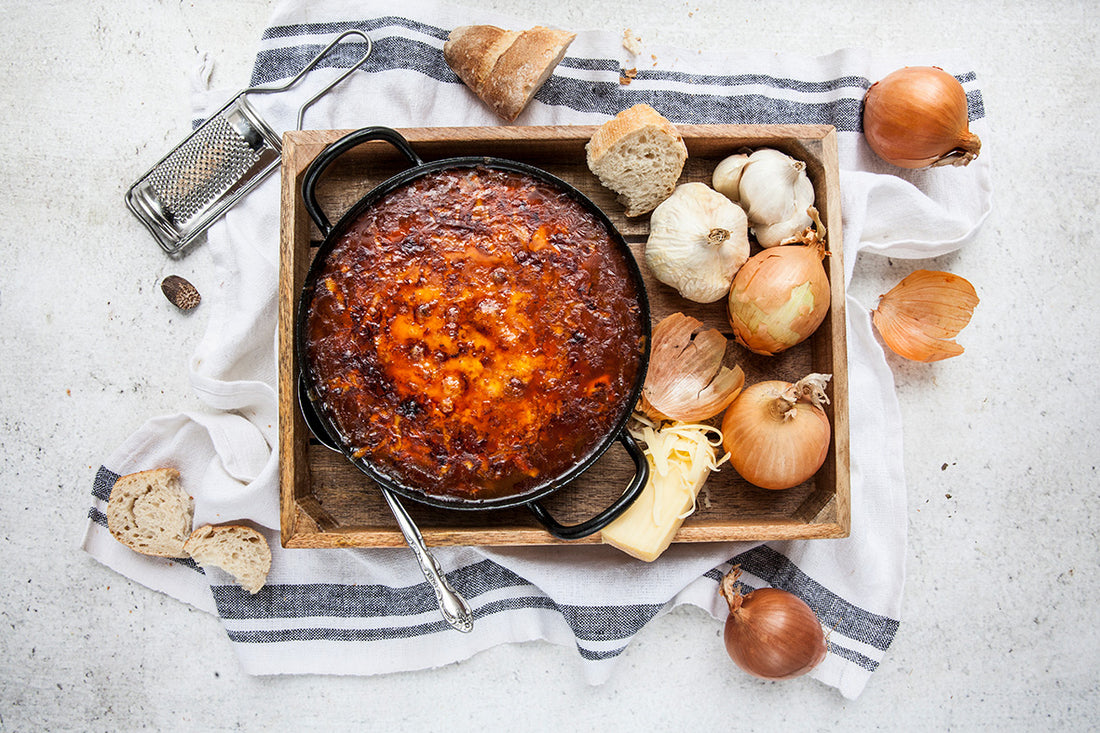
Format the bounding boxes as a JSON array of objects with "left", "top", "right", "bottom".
[
  {"left": 297, "top": 375, "right": 342, "bottom": 452},
  {"left": 526, "top": 431, "right": 650, "bottom": 541},
  {"left": 301, "top": 126, "right": 425, "bottom": 236}
]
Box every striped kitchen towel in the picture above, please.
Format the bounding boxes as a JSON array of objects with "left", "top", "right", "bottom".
[{"left": 83, "top": 0, "right": 991, "bottom": 699}]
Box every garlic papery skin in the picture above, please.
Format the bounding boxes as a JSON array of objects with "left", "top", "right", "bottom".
[
  {"left": 753, "top": 205, "right": 816, "bottom": 249},
  {"left": 733, "top": 149, "right": 816, "bottom": 248},
  {"left": 711, "top": 153, "right": 749, "bottom": 202},
  {"left": 645, "top": 183, "right": 750, "bottom": 303}
]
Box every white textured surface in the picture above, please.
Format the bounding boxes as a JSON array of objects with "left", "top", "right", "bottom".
[{"left": 1, "top": 0, "right": 1097, "bottom": 729}]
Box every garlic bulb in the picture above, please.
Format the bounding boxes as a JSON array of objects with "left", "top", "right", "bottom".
[
  {"left": 713, "top": 148, "right": 817, "bottom": 248},
  {"left": 645, "top": 182, "right": 750, "bottom": 303}
]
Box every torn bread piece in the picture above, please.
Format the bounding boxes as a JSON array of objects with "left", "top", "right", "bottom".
[
  {"left": 586, "top": 103, "right": 688, "bottom": 217},
  {"left": 444, "top": 24, "right": 576, "bottom": 122},
  {"left": 107, "top": 467, "right": 193, "bottom": 558},
  {"left": 184, "top": 524, "right": 272, "bottom": 595},
  {"left": 622, "top": 28, "right": 643, "bottom": 56}
]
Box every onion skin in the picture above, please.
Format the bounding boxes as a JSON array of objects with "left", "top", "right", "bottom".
[
  {"left": 720, "top": 568, "right": 827, "bottom": 680},
  {"left": 863, "top": 66, "right": 981, "bottom": 169},
  {"left": 727, "top": 241, "right": 830, "bottom": 356},
  {"left": 640, "top": 312, "right": 745, "bottom": 422},
  {"left": 872, "top": 269, "right": 979, "bottom": 362},
  {"left": 721, "top": 376, "right": 831, "bottom": 490}
]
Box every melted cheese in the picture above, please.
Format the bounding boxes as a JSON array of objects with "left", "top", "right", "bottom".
[{"left": 304, "top": 167, "right": 644, "bottom": 502}]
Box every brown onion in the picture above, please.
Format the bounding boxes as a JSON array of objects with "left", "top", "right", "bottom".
[
  {"left": 722, "top": 373, "right": 831, "bottom": 490},
  {"left": 727, "top": 240, "right": 830, "bottom": 356},
  {"left": 863, "top": 66, "right": 982, "bottom": 169},
  {"left": 720, "top": 567, "right": 827, "bottom": 680}
]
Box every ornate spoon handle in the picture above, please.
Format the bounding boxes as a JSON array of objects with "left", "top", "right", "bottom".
[{"left": 381, "top": 488, "right": 474, "bottom": 633}]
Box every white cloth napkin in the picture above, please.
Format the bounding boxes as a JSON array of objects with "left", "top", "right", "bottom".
[{"left": 83, "top": 0, "right": 991, "bottom": 699}]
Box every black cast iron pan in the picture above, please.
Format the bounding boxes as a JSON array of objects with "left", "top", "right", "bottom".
[{"left": 295, "top": 126, "right": 651, "bottom": 541}]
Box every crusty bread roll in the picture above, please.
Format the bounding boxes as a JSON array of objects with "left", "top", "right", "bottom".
[
  {"left": 184, "top": 524, "right": 271, "bottom": 595},
  {"left": 107, "top": 467, "right": 194, "bottom": 558},
  {"left": 586, "top": 104, "right": 689, "bottom": 217},
  {"left": 444, "top": 25, "right": 575, "bottom": 122}
]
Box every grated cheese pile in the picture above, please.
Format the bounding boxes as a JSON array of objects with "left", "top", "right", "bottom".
[{"left": 601, "top": 415, "right": 728, "bottom": 562}]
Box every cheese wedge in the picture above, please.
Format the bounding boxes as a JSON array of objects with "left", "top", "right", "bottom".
[{"left": 602, "top": 421, "right": 726, "bottom": 562}]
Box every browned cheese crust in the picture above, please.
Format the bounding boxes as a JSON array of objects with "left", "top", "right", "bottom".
[{"left": 304, "top": 167, "right": 644, "bottom": 502}]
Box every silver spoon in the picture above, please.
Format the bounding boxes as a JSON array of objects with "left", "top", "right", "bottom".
[
  {"left": 380, "top": 488, "right": 474, "bottom": 633},
  {"left": 298, "top": 383, "right": 474, "bottom": 633}
]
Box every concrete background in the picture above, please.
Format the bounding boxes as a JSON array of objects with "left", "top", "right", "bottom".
[{"left": 1, "top": 0, "right": 1097, "bottom": 729}]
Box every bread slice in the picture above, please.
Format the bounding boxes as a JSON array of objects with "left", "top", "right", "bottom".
[
  {"left": 107, "top": 467, "right": 193, "bottom": 558},
  {"left": 444, "top": 25, "right": 575, "bottom": 122},
  {"left": 586, "top": 104, "right": 689, "bottom": 217},
  {"left": 184, "top": 524, "right": 271, "bottom": 594}
]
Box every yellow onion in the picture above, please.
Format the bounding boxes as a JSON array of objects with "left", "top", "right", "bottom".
[
  {"left": 727, "top": 240, "right": 830, "bottom": 356},
  {"left": 872, "top": 269, "right": 979, "bottom": 362},
  {"left": 863, "top": 66, "right": 982, "bottom": 169},
  {"left": 640, "top": 312, "right": 745, "bottom": 422},
  {"left": 722, "top": 373, "right": 831, "bottom": 490},
  {"left": 720, "top": 566, "right": 827, "bottom": 680}
]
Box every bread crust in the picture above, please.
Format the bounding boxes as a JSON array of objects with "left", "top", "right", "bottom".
[
  {"left": 444, "top": 24, "right": 575, "bottom": 122},
  {"left": 444, "top": 25, "right": 519, "bottom": 91},
  {"left": 585, "top": 103, "right": 686, "bottom": 167}
]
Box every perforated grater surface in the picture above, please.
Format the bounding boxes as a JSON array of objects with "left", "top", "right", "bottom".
[{"left": 126, "top": 30, "right": 373, "bottom": 255}]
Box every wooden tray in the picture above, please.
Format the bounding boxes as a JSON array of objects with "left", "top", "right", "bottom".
[{"left": 278, "top": 125, "right": 850, "bottom": 549}]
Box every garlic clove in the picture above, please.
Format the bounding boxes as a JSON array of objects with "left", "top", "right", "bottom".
[
  {"left": 712, "top": 153, "right": 750, "bottom": 202},
  {"left": 752, "top": 172, "right": 821, "bottom": 249},
  {"left": 871, "top": 269, "right": 979, "bottom": 362},
  {"left": 641, "top": 312, "right": 745, "bottom": 422},
  {"left": 644, "top": 182, "right": 750, "bottom": 303},
  {"left": 753, "top": 206, "right": 814, "bottom": 248},
  {"left": 738, "top": 149, "right": 807, "bottom": 226}
]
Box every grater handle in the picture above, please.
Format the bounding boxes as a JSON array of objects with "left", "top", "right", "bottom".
[
  {"left": 301, "top": 126, "right": 424, "bottom": 235},
  {"left": 293, "top": 31, "right": 374, "bottom": 131},
  {"left": 243, "top": 28, "right": 374, "bottom": 130}
]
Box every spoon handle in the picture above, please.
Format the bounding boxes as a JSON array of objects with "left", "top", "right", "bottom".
[{"left": 381, "top": 488, "right": 474, "bottom": 633}]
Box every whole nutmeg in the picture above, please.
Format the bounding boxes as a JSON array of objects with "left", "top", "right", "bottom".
[{"left": 161, "top": 275, "right": 201, "bottom": 311}]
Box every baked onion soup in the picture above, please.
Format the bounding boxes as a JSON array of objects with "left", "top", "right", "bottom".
[{"left": 304, "top": 166, "right": 645, "bottom": 503}]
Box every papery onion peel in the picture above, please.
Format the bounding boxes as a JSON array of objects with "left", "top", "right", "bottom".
[
  {"left": 640, "top": 312, "right": 745, "bottom": 422},
  {"left": 871, "top": 269, "right": 979, "bottom": 362}
]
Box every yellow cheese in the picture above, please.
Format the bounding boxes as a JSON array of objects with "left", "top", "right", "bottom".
[{"left": 601, "top": 420, "right": 726, "bottom": 562}]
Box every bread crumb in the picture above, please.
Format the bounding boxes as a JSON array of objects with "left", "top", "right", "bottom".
[
  {"left": 619, "top": 67, "right": 638, "bottom": 85},
  {"left": 622, "top": 28, "right": 642, "bottom": 55}
]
